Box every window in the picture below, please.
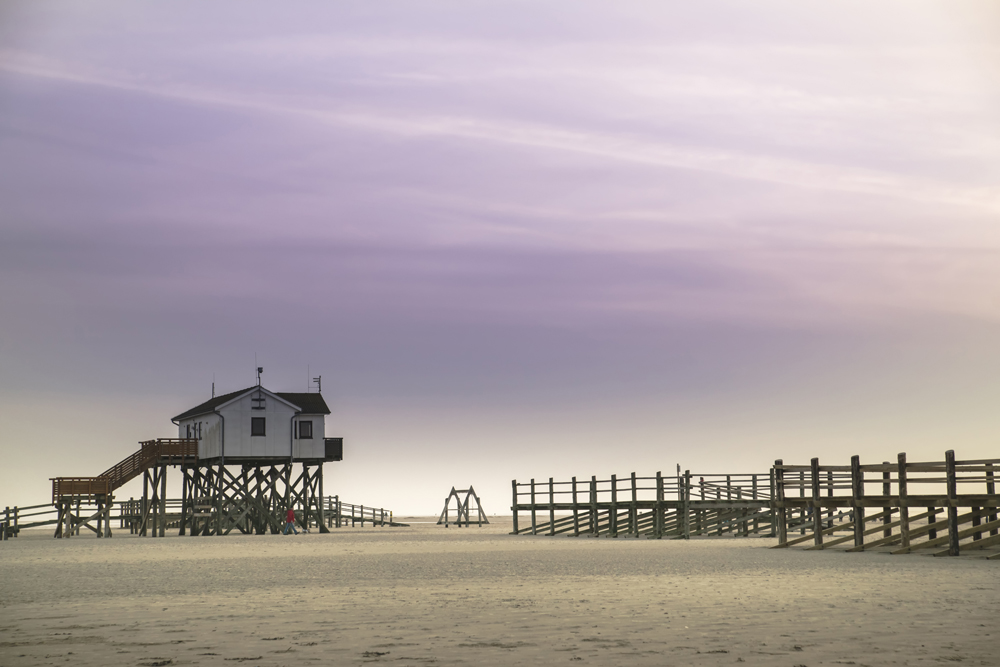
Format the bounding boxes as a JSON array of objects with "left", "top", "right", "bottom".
[
  {"left": 186, "top": 424, "right": 191, "bottom": 438},
  {"left": 298, "top": 420, "right": 313, "bottom": 439},
  {"left": 251, "top": 417, "right": 266, "bottom": 436}
]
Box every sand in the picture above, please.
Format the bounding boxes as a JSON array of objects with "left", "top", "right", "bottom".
[{"left": 1, "top": 519, "right": 998, "bottom": 666}]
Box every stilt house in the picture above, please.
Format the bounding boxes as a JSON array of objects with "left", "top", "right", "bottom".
[{"left": 171, "top": 385, "right": 343, "bottom": 463}]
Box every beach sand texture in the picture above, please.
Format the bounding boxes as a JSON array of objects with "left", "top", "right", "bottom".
[{"left": 1, "top": 519, "right": 998, "bottom": 666}]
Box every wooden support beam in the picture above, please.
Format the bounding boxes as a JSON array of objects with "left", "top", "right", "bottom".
[
  {"left": 897, "top": 452, "right": 910, "bottom": 549},
  {"left": 810, "top": 458, "right": 823, "bottom": 547},
  {"left": 774, "top": 460, "right": 787, "bottom": 545},
  {"left": 946, "top": 450, "right": 960, "bottom": 556},
  {"left": 851, "top": 455, "right": 865, "bottom": 548}
]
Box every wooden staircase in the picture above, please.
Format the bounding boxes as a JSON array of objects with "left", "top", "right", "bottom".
[{"left": 51, "top": 439, "right": 198, "bottom": 502}]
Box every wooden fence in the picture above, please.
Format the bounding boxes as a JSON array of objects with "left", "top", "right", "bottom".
[
  {"left": 511, "top": 451, "right": 1000, "bottom": 558},
  {"left": 1, "top": 495, "right": 404, "bottom": 540},
  {"left": 325, "top": 496, "right": 407, "bottom": 528},
  {"left": 773, "top": 451, "right": 1000, "bottom": 557},
  {"left": 511, "top": 470, "right": 775, "bottom": 538}
]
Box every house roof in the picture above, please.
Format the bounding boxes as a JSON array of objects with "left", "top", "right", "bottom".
[
  {"left": 274, "top": 392, "right": 331, "bottom": 416},
  {"left": 172, "top": 386, "right": 331, "bottom": 421}
]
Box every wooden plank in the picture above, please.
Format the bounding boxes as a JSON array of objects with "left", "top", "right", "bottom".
[
  {"left": 892, "top": 513, "right": 1000, "bottom": 554},
  {"left": 851, "top": 455, "right": 865, "bottom": 548},
  {"left": 808, "top": 510, "right": 894, "bottom": 550},
  {"left": 897, "top": 452, "right": 910, "bottom": 548},
  {"left": 844, "top": 510, "right": 934, "bottom": 551},
  {"left": 946, "top": 450, "right": 960, "bottom": 556}
]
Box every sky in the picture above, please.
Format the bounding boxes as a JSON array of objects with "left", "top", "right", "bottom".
[{"left": 1, "top": 1, "right": 999, "bottom": 515}]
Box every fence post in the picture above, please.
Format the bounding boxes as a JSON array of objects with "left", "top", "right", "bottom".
[
  {"left": 826, "top": 470, "right": 834, "bottom": 528},
  {"left": 682, "top": 470, "right": 691, "bottom": 539},
  {"left": 572, "top": 477, "right": 579, "bottom": 537},
  {"left": 811, "top": 458, "right": 823, "bottom": 547},
  {"left": 882, "top": 461, "right": 892, "bottom": 539},
  {"left": 774, "top": 460, "right": 787, "bottom": 544},
  {"left": 630, "top": 472, "right": 638, "bottom": 538},
  {"left": 768, "top": 468, "right": 776, "bottom": 537},
  {"left": 610, "top": 474, "right": 618, "bottom": 538},
  {"left": 798, "top": 471, "right": 806, "bottom": 535},
  {"left": 530, "top": 479, "right": 537, "bottom": 535},
  {"left": 987, "top": 463, "right": 997, "bottom": 537},
  {"left": 548, "top": 478, "right": 555, "bottom": 537},
  {"left": 511, "top": 480, "right": 519, "bottom": 535},
  {"left": 590, "top": 476, "right": 598, "bottom": 536},
  {"left": 655, "top": 471, "right": 663, "bottom": 539},
  {"left": 897, "top": 452, "right": 910, "bottom": 549},
  {"left": 945, "top": 450, "right": 959, "bottom": 556},
  {"left": 851, "top": 455, "right": 864, "bottom": 548}
]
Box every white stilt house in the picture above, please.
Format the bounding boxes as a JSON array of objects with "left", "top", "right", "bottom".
[
  {"left": 172, "top": 385, "right": 342, "bottom": 463},
  {"left": 162, "top": 382, "right": 343, "bottom": 536}
]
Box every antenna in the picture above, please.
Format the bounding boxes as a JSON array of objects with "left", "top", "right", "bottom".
[
  {"left": 313, "top": 375, "right": 322, "bottom": 393},
  {"left": 257, "top": 366, "right": 263, "bottom": 385}
]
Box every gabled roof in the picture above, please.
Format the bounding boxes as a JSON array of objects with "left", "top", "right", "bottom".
[
  {"left": 172, "top": 386, "right": 331, "bottom": 421},
  {"left": 274, "top": 392, "right": 331, "bottom": 415}
]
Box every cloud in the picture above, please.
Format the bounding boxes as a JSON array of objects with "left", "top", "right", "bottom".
[{"left": 2, "top": 54, "right": 996, "bottom": 217}]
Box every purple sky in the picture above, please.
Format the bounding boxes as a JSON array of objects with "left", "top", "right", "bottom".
[{"left": 2, "top": 1, "right": 999, "bottom": 513}]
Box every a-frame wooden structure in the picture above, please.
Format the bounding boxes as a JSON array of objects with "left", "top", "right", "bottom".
[{"left": 437, "top": 486, "right": 489, "bottom": 527}]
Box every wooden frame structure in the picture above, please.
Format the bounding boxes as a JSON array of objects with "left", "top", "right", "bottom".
[
  {"left": 772, "top": 450, "right": 1000, "bottom": 557},
  {"left": 438, "top": 486, "right": 489, "bottom": 527},
  {"left": 50, "top": 439, "right": 198, "bottom": 538},
  {"left": 47, "top": 438, "right": 337, "bottom": 538},
  {"left": 177, "top": 461, "right": 329, "bottom": 536},
  {"left": 3, "top": 494, "right": 404, "bottom": 540},
  {"left": 511, "top": 452, "right": 1000, "bottom": 558},
  {"left": 511, "top": 470, "right": 774, "bottom": 538}
]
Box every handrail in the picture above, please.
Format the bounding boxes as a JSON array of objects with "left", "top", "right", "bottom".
[{"left": 52, "top": 438, "right": 198, "bottom": 501}]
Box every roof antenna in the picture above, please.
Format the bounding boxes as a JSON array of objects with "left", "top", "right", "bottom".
[
  {"left": 313, "top": 374, "right": 322, "bottom": 393},
  {"left": 256, "top": 366, "right": 263, "bottom": 386},
  {"left": 212, "top": 374, "right": 215, "bottom": 398}
]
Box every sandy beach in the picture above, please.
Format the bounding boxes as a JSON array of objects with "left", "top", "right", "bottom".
[{"left": 1, "top": 519, "right": 998, "bottom": 667}]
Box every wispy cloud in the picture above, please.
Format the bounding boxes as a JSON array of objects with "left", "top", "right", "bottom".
[{"left": 4, "top": 55, "right": 996, "bottom": 216}]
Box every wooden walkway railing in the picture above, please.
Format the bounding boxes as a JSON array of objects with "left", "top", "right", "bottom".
[
  {"left": 50, "top": 438, "right": 199, "bottom": 502},
  {"left": 324, "top": 496, "right": 408, "bottom": 528},
  {"left": 772, "top": 450, "right": 1000, "bottom": 558},
  {"left": 511, "top": 470, "right": 775, "bottom": 538},
  {"left": 510, "top": 452, "right": 1000, "bottom": 558},
  {"left": 1, "top": 494, "right": 405, "bottom": 540}
]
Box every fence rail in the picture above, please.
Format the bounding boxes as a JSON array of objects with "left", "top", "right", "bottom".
[
  {"left": 2, "top": 495, "right": 404, "bottom": 540},
  {"left": 511, "top": 451, "right": 1000, "bottom": 558},
  {"left": 50, "top": 438, "right": 199, "bottom": 504},
  {"left": 511, "top": 470, "right": 774, "bottom": 538},
  {"left": 772, "top": 451, "right": 1000, "bottom": 557}
]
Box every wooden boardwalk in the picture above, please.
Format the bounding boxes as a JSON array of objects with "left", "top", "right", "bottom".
[
  {"left": 772, "top": 451, "right": 1000, "bottom": 558},
  {"left": 1, "top": 495, "right": 405, "bottom": 540},
  {"left": 510, "top": 451, "right": 1000, "bottom": 558},
  {"left": 510, "top": 470, "right": 775, "bottom": 538}
]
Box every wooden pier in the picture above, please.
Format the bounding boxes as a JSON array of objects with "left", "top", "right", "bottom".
[
  {"left": 511, "top": 451, "right": 1000, "bottom": 558},
  {"left": 510, "top": 470, "right": 775, "bottom": 538},
  {"left": 772, "top": 451, "right": 1000, "bottom": 557}
]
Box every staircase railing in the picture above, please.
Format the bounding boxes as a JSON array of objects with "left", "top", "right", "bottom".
[{"left": 52, "top": 439, "right": 198, "bottom": 502}]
